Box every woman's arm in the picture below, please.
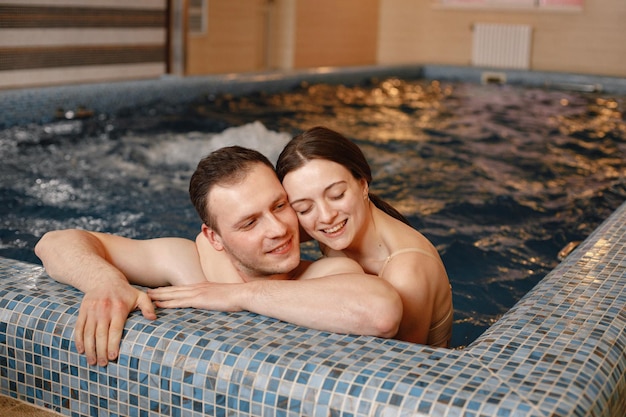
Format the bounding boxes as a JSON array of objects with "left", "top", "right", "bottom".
[
  {"left": 148, "top": 257, "right": 403, "bottom": 338},
  {"left": 381, "top": 253, "right": 447, "bottom": 344}
]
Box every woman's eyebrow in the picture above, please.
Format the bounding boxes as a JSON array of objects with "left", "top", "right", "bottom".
[
  {"left": 289, "top": 181, "right": 346, "bottom": 205},
  {"left": 324, "top": 181, "right": 347, "bottom": 193}
]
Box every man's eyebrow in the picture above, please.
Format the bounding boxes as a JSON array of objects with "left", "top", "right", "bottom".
[
  {"left": 232, "top": 195, "right": 287, "bottom": 228},
  {"left": 231, "top": 208, "right": 260, "bottom": 229},
  {"left": 230, "top": 215, "right": 255, "bottom": 230}
]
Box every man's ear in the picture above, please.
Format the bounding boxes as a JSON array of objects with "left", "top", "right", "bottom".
[{"left": 201, "top": 224, "right": 224, "bottom": 251}]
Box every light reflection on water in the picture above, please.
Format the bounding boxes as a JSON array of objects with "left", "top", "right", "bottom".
[{"left": 1, "top": 78, "right": 625, "bottom": 347}]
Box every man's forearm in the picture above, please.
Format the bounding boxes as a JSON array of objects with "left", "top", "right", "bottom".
[{"left": 35, "top": 229, "right": 130, "bottom": 292}]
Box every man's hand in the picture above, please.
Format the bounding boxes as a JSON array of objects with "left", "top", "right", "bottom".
[{"left": 76, "top": 285, "right": 156, "bottom": 366}]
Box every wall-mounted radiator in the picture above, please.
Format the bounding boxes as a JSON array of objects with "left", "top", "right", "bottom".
[{"left": 471, "top": 23, "right": 532, "bottom": 70}]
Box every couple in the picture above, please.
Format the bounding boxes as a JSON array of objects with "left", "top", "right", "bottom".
[{"left": 35, "top": 126, "right": 453, "bottom": 366}]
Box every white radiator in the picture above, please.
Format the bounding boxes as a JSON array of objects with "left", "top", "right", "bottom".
[{"left": 472, "top": 23, "right": 532, "bottom": 70}]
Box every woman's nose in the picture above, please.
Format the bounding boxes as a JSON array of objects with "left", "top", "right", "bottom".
[{"left": 318, "top": 201, "right": 337, "bottom": 223}]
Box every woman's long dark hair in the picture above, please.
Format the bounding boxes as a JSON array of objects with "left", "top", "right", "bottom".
[{"left": 276, "top": 126, "right": 412, "bottom": 226}]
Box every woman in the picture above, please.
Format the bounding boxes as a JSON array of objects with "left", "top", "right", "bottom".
[{"left": 276, "top": 126, "right": 453, "bottom": 347}]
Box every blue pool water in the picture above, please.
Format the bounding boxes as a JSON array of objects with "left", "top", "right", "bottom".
[{"left": 1, "top": 77, "right": 624, "bottom": 348}]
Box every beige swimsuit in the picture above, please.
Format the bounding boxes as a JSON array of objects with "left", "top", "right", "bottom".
[{"left": 379, "top": 248, "right": 453, "bottom": 348}]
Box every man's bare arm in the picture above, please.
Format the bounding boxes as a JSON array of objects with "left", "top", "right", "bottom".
[
  {"left": 34, "top": 229, "right": 206, "bottom": 366},
  {"left": 36, "top": 229, "right": 206, "bottom": 289}
]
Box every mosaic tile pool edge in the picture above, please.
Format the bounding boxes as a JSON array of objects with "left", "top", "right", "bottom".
[{"left": 1, "top": 201, "right": 625, "bottom": 417}]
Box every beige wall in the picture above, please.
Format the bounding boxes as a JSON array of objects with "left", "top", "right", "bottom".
[
  {"left": 187, "top": 0, "right": 379, "bottom": 74},
  {"left": 267, "top": 0, "right": 296, "bottom": 71},
  {"left": 378, "top": 0, "right": 626, "bottom": 77},
  {"left": 292, "top": 0, "right": 379, "bottom": 68},
  {"left": 186, "top": 0, "right": 268, "bottom": 75},
  {"left": 2, "top": 0, "right": 623, "bottom": 88},
  {"left": 188, "top": 0, "right": 624, "bottom": 77}
]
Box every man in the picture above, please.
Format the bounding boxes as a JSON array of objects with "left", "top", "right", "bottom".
[{"left": 35, "top": 146, "right": 402, "bottom": 367}]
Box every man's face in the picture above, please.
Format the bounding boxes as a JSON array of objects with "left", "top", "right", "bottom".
[{"left": 207, "top": 163, "right": 301, "bottom": 280}]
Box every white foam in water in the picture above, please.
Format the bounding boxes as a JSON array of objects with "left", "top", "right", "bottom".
[
  {"left": 31, "top": 178, "right": 78, "bottom": 205},
  {"left": 142, "top": 121, "right": 291, "bottom": 169},
  {"left": 210, "top": 121, "right": 291, "bottom": 165}
]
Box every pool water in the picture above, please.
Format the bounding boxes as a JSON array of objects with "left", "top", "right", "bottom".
[{"left": 1, "top": 77, "right": 624, "bottom": 348}]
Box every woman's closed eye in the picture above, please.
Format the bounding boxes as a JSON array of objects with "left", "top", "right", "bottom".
[
  {"left": 298, "top": 207, "right": 313, "bottom": 215},
  {"left": 291, "top": 203, "right": 312, "bottom": 215},
  {"left": 330, "top": 192, "right": 345, "bottom": 201}
]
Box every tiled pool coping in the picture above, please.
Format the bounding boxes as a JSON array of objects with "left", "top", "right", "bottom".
[
  {"left": 0, "top": 199, "right": 624, "bottom": 416},
  {"left": 2, "top": 64, "right": 626, "bottom": 128},
  {"left": 1, "top": 65, "right": 625, "bottom": 416}
]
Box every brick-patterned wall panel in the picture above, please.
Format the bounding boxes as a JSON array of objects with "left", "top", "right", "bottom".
[{"left": 0, "top": 0, "right": 167, "bottom": 89}]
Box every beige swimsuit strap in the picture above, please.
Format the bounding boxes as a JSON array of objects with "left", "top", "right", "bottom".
[
  {"left": 379, "top": 247, "right": 440, "bottom": 277},
  {"left": 429, "top": 305, "right": 453, "bottom": 331},
  {"left": 427, "top": 305, "right": 454, "bottom": 347}
]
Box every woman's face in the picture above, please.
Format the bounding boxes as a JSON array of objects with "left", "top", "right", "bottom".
[{"left": 282, "top": 159, "right": 369, "bottom": 251}]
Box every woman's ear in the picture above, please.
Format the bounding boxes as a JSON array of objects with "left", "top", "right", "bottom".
[
  {"left": 360, "top": 179, "right": 369, "bottom": 199},
  {"left": 202, "top": 224, "right": 224, "bottom": 251}
]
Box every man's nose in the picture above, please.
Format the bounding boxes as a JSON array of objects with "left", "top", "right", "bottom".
[{"left": 265, "top": 213, "right": 289, "bottom": 237}]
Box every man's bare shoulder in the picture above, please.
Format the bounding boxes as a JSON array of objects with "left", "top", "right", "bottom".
[
  {"left": 296, "top": 256, "right": 364, "bottom": 280},
  {"left": 194, "top": 233, "right": 244, "bottom": 283}
]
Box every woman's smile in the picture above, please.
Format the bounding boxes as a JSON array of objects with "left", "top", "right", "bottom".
[{"left": 322, "top": 219, "right": 347, "bottom": 235}]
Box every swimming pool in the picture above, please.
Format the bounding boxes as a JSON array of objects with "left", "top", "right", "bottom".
[
  {"left": 1, "top": 64, "right": 625, "bottom": 416},
  {"left": 1, "top": 67, "right": 624, "bottom": 348}
]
